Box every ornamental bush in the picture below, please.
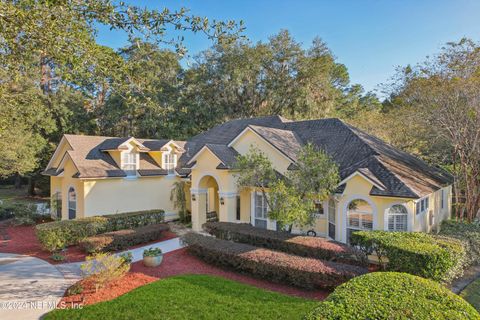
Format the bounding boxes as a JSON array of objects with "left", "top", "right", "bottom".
[
  {"left": 182, "top": 232, "right": 367, "bottom": 289},
  {"left": 36, "top": 209, "right": 164, "bottom": 252},
  {"left": 203, "top": 222, "right": 366, "bottom": 266},
  {"left": 80, "top": 224, "right": 170, "bottom": 253},
  {"left": 351, "top": 231, "right": 467, "bottom": 282},
  {"left": 305, "top": 272, "right": 480, "bottom": 320},
  {"left": 440, "top": 219, "right": 480, "bottom": 265}
]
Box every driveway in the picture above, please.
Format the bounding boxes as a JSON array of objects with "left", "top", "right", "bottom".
[{"left": 0, "top": 253, "right": 70, "bottom": 320}]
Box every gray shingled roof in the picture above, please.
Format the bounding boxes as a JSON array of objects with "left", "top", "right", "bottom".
[
  {"left": 43, "top": 134, "right": 188, "bottom": 178},
  {"left": 181, "top": 116, "right": 452, "bottom": 198}
]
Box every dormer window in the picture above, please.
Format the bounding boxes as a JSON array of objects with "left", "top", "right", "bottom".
[
  {"left": 122, "top": 151, "right": 137, "bottom": 177},
  {"left": 163, "top": 153, "right": 177, "bottom": 175}
]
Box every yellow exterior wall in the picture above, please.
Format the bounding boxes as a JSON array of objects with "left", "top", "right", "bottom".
[
  {"left": 82, "top": 175, "right": 180, "bottom": 220},
  {"left": 108, "top": 150, "right": 122, "bottom": 167},
  {"left": 230, "top": 129, "right": 292, "bottom": 174}
]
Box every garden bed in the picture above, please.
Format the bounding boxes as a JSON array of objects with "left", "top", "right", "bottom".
[{"left": 0, "top": 223, "right": 177, "bottom": 264}]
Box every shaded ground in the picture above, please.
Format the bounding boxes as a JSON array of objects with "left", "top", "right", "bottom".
[
  {"left": 460, "top": 277, "right": 480, "bottom": 312},
  {"left": 46, "top": 274, "right": 318, "bottom": 320}
]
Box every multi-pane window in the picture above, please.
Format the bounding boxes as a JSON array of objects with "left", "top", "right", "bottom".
[
  {"left": 163, "top": 153, "right": 176, "bottom": 175},
  {"left": 387, "top": 204, "right": 408, "bottom": 231},
  {"left": 53, "top": 191, "right": 62, "bottom": 219},
  {"left": 122, "top": 152, "right": 137, "bottom": 176},
  {"left": 328, "top": 199, "right": 336, "bottom": 239},
  {"left": 415, "top": 197, "right": 429, "bottom": 215},
  {"left": 347, "top": 199, "right": 373, "bottom": 244},
  {"left": 68, "top": 187, "right": 76, "bottom": 220},
  {"left": 254, "top": 192, "right": 268, "bottom": 229},
  {"left": 236, "top": 195, "right": 241, "bottom": 221}
]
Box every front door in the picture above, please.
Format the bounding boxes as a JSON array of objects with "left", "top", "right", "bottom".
[{"left": 254, "top": 192, "right": 268, "bottom": 229}]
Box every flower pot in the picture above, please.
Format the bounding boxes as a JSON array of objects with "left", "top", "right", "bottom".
[{"left": 143, "top": 254, "right": 163, "bottom": 267}]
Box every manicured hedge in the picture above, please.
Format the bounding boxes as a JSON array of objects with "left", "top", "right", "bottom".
[
  {"left": 203, "top": 222, "right": 366, "bottom": 266},
  {"left": 440, "top": 220, "right": 480, "bottom": 265},
  {"left": 36, "top": 210, "right": 165, "bottom": 252},
  {"left": 351, "top": 231, "right": 467, "bottom": 282},
  {"left": 80, "top": 224, "right": 170, "bottom": 253},
  {"left": 182, "top": 232, "right": 367, "bottom": 289},
  {"left": 305, "top": 272, "right": 480, "bottom": 320}
]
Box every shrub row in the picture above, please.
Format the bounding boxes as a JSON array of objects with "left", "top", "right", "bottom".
[
  {"left": 182, "top": 232, "right": 367, "bottom": 289},
  {"left": 306, "top": 272, "right": 480, "bottom": 320},
  {"left": 80, "top": 224, "right": 170, "bottom": 253},
  {"left": 440, "top": 219, "right": 480, "bottom": 265},
  {"left": 36, "top": 209, "right": 165, "bottom": 252},
  {"left": 203, "top": 222, "right": 366, "bottom": 266},
  {"left": 351, "top": 231, "right": 467, "bottom": 282}
]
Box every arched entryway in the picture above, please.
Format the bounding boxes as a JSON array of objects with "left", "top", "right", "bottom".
[
  {"left": 198, "top": 175, "right": 220, "bottom": 223},
  {"left": 190, "top": 175, "right": 220, "bottom": 231}
]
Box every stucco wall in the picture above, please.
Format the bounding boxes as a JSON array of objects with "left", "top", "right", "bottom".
[{"left": 82, "top": 175, "right": 180, "bottom": 219}]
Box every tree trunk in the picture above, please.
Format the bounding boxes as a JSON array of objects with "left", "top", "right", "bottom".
[
  {"left": 14, "top": 173, "right": 22, "bottom": 189},
  {"left": 27, "top": 176, "right": 36, "bottom": 196}
]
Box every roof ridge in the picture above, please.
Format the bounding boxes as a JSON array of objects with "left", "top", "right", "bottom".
[
  {"left": 374, "top": 155, "right": 419, "bottom": 198},
  {"left": 337, "top": 120, "right": 380, "bottom": 158}
]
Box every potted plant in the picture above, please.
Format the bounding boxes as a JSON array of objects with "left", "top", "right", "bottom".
[{"left": 143, "top": 247, "right": 163, "bottom": 267}]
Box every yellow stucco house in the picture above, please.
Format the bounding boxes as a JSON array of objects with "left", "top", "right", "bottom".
[{"left": 43, "top": 116, "right": 453, "bottom": 244}]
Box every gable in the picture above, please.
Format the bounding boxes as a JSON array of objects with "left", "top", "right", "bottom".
[
  {"left": 46, "top": 137, "right": 73, "bottom": 170},
  {"left": 229, "top": 128, "right": 292, "bottom": 174}
]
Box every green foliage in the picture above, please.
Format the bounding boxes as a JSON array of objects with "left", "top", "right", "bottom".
[
  {"left": 66, "top": 283, "right": 84, "bottom": 297},
  {"left": 35, "top": 210, "right": 165, "bottom": 252},
  {"left": 80, "top": 252, "right": 131, "bottom": 292},
  {"left": 143, "top": 247, "right": 163, "bottom": 257},
  {"left": 79, "top": 224, "right": 169, "bottom": 253},
  {"left": 351, "top": 231, "right": 467, "bottom": 282},
  {"left": 170, "top": 181, "right": 189, "bottom": 223},
  {"left": 44, "top": 275, "right": 317, "bottom": 320},
  {"left": 440, "top": 219, "right": 480, "bottom": 265},
  {"left": 460, "top": 277, "right": 480, "bottom": 312},
  {"left": 50, "top": 252, "right": 66, "bottom": 262},
  {"left": 203, "top": 222, "right": 366, "bottom": 266},
  {"left": 182, "top": 232, "right": 366, "bottom": 289},
  {"left": 0, "top": 202, "right": 46, "bottom": 225},
  {"left": 306, "top": 272, "right": 480, "bottom": 320},
  {"left": 235, "top": 145, "right": 339, "bottom": 230}
]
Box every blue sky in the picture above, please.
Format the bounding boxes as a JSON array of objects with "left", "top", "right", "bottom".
[{"left": 96, "top": 0, "right": 480, "bottom": 94}]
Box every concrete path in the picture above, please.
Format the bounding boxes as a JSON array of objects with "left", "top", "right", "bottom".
[
  {"left": 450, "top": 264, "right": 480, "bottom": 294},
  {"left": 57, "top": 237, "right": 184, "bottom": 280},
  {"left": 0, "top": 253, "right": 70, "bottom": 320}
]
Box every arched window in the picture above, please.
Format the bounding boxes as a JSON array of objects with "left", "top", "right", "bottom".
[
  {"left": 68, "top": 187, "right": 76, "bottom": 220},
  {"left": 347, "top": 199, "right": 373, "bottom": 244},
  {"left": 387, "top": 204, "right": 408, "bottom": 231}
]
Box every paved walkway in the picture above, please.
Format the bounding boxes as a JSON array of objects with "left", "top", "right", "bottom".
[
  {"left": 0, "top": 253, "right": 70, "bottom": 320},
  {"left": 450, "top": 264, "right": 480, "bottom": 294}
]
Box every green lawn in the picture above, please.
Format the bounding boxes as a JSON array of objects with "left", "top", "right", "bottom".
[
  {"left": 45, "top": 275, "right": 318, "bottom": 320},
  {"left": 0, "top": 185, "right": 42, "bottom": 205},
  {"left": 460, "top": 278, "right": 480, "bottom": 312}
]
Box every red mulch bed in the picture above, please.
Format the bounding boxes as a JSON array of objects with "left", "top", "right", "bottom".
[
  {"left": 60, "top": 272, "right": 157, "bottom": 307},
  {"left": 0, "top": 224, "right": 178, "bottom": 264},
  {"left": 60, "top": 248, "right": 329, "bottom": 308},
  {"left": 131, "top": 248, "right": 330, "bottom": 300}
]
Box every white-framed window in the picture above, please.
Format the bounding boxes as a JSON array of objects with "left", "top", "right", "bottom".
[
  {"left": 416, "top": 196, "right": 429, "bottom": 215},
  {"left": 163, "top": 153, "right": 176, "bottom": 175},
  {"left": 254, "top": 192, "right": 268, "bottom": 229},
  {"left": 122, "top": 151, "right": 137, "bottom": 177},
  {"left": 347, "top": 199, "right": 373, "bottom": 244},
  {"left": 387, "top": 204, "right": 408, "bottom": 231},
  {"left": 68, "top": 187, "right": 76, "bottom": 220}
]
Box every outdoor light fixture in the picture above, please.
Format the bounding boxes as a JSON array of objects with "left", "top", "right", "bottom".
[
  {"left": 192, "top": 194, "right": 196, "bottom": 201},
  {"left": 220, "top": 197, "right": 225, "bottom": 205}
]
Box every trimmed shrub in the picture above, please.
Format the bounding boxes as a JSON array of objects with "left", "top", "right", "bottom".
[
  {"left": 306, "top": 272, "right": 480, "bottom": 320},
  {"left": 80, "top": 224, "right": 170, "bottom": 253},
  {"left": 80, "top": 252, "right": 131, "bottom": 292},
  {"left": 36, "top": 209, "right": 165, "bottom": 252},
  {"left": 351, "top": 231, "right": 467, "bottom": 282},
  {"left": 203, "top": 222, "right": 366, "bottom": 266},
  {"left": 36, "top": 217, "right": 108, "bottom": 252},
  {"left": 182, "top": 232, "right": 367, "bottom": 289},
  {"left": 440, "top": 219, "right": 480, "bottom": 265}
]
